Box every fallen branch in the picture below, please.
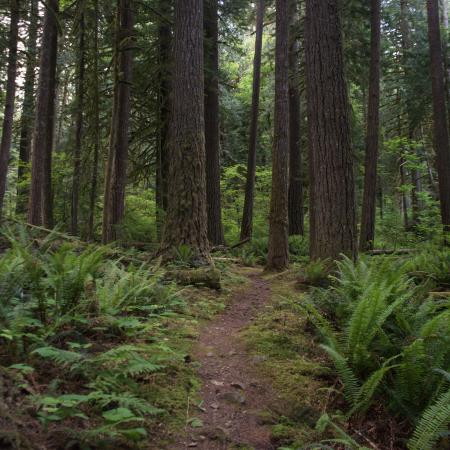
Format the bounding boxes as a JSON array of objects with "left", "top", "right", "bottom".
[
  {"left": 165, "top": 268, "right": 221, "bottom": 290},
  {"left": 368, "top": 248, "right": 415, "bottom": 256}
]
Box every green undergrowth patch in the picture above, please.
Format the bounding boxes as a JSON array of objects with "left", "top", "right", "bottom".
[
  {"left": 240, "top": 270, "right": 333, "bottom": 449},
  {"left": 0, "top": 225, "right": 243, "bottom": 449}
]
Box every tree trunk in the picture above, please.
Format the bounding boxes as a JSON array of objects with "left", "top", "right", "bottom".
[
  {"left": 155, "top": 0, "right": 172, "bottom": 235},
  {"left": 305, "top": 0, "right": 357, "bottom": 261},
  {"left": 102, "top": 0, "right": 134, "bottom": 243},
  {"left": 0, "top": 0, "right": 20, "bottom": 220},
  {"left": 359, "top": 0, "right": 381, "bottom": 251},
  {"left": 28, "top": 0, "right": 59, "bottom": 226},
  {"left": 267, "top": 0, "right": 290, "bottom": 271},
  {"left": 400, "top": 0, "right": 421, "bottom": 228},
  {"left": 88, "top": 0, "right": 100, "bottom": 240},
  {"left": 399, "top": 154, "right": 409, "bottom": 230},
  {"left": 288, "top": 0, "right": 304, "bottom": 236},
  {"left": 71, "top": 8, "right": 86, "bottom": 235},
  {"left": 427, "top": 0, "right": 450, "bottom": 233},
  {"left": 204, "top": 0, "right": 225, "bottom": 245},
  {"left": 161, "top": 0, "right": 211, "bottom": 264},
  {"left": 16, "top": 0, "right": 39, "bottom": 216},
  {"left": 240, "top": 0, "right": 265, "bottom": 241}
]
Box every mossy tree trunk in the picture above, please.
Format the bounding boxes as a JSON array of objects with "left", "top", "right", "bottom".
[
  {"left": 267, "top": 0, "right": 290, "bottom": 271},
  {"left": 305, "top": 0, "right": 357, "bottom": 261},
  {"left": 161, "top": 0, "right": 211, "bottom": 265}
]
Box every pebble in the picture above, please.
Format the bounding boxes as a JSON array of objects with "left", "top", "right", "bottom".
[{"left": 219, "top": 391, "right": 246, "bottom": 405}]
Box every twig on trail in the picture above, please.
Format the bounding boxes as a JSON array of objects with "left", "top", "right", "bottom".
[
  {"left": 353, "top": 428, "right": 381, "bottom": 450},
  {"left": 184, "top": 394, "right": 191, "bottom": 450}
]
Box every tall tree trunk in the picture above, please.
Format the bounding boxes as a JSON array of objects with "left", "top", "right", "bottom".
[
  {"left": 288, "top": 0, "right": 304, "bottom": 236},
  {"left": 102, "top": 0, "right": 134, "bottom": 243},
  {"left": 16, "top": 0, "right": 39, "bottom": 216},
  {"left": 0, "top": 0, "right": 20, "bottom": 220},
  {"left": 71, "top": 7, "right": 86, "bottom": 235},
  {"left": 88, "top": 0, "right": 100, "bottom": 240},
  {"left": 305, "top": 0, "right": 357, "bottom": 261},
  {"left": 240, "top": 0, "right": 265, "bottom": 241},
  {"left": 400, "top": 0, "right": 421, "bottom": 227},
  {"left": 155, "top": 0, "right": 171, "bottom": 235},
  {"left": 204, "top": 0, "right": 225, "bottom": 245},
  {"left": 161, "top": 0, "right": 211, "bottom": 264},
  {"left": 267, "top": 0, "right": 290, "bottom": 271},
  {"left": 359, "top": 0, "right": 381, "bottom": 251},
  {"left": 28, "top": 0, "right": 59, "bottom": 226},
  {"left": 102, "top": 8, "right": 119, "bottom": 243},
  {"left": 399, "top": 154, "right": 409, "bottom": 229},
  {"left": 427, "top": 0, "right": 450, "bottom": 233}
]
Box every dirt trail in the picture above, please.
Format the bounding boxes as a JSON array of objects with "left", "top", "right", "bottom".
[{"left": 175, "top": 271, "right": 277, "bottom": 450}]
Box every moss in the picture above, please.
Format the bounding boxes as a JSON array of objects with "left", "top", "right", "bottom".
[{"left": 241, "top": 272, "right": 332, "bottom": 447}]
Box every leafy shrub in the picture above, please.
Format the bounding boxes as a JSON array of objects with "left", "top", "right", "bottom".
[
  {"left": 0, "top": 228, "right": 186, "bottom": 447},
  {"left": 299, "top": 250, "right": 450, "bottom": 448}
]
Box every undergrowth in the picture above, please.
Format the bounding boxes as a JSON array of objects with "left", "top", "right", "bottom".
[
  {"left": 0, "top": 226, "right": 230, "bottom": 449},
  {"left": 297, "top": 248, "right": 450, "bottom": 449}
]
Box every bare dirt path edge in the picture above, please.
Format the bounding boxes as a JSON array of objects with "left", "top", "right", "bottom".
[{"left": 174, "top": 270, "right": 277, "bottom": 450}]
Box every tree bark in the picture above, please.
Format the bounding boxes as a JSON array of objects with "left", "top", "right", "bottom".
[
  {"left": 102, "top": 0, "right": 134, "bottom": 243},
  {"left": 204, "top": 0, "right": 225, "bottom": 245},
  {"left": 359, "top": 0, "right": 381, "bottom": 251},
  {"left": 240, "top": 0, "right": 265, "bottom": 241},
  {"left": 71, "top": 7, "right": 86, "bottom": 235},
  {"left": 288, "top": 0, "right": 304, "bottom": 236},
  {"left": 305, "top": 0, "right": 357, "bottom": 261},
  {"left": 88, "top": 0, "right": 100, "bottom": 240},
  {"left": 267, "top": 0, "right": 290, "bottom": 271},
  {"left": 427, "top": 0, "right": 450, "bottom": 233},
  {"left": 161, "top": 0, "right": 211, "bottom": 264},
  {"left": 16, "top": 0, "right": 39, "bottom": 216},
  {"left": 0, "top": 0, "right": 20, "bottom": 220},
  {"left": 28, "top": 0, "right": 59, "bottom": 226},
  {"left": 155, "top": 0, "right": 172, "bottom": 235},
  {"left": 400, "top": 0, "right": 421, "bottom": 228}
]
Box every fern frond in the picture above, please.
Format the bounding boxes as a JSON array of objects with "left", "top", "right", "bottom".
[
  {"left": 321, "top": 344, "right": 360, "bottom": 405},
  {"left": 32, "top": 346, "right": 82, "bottom": 366},
  {"left": 408, "top": 388, "right": 450, "bottom": 450}
]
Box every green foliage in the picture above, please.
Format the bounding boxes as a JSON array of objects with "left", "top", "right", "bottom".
[
  {"left": 301, "top": 249, "right": 450, "bottom": 447},
  {"left": 408, "top": 386, "right": 450, "bottom": 450},
  {"left": 0, "top": 227, "right": 188, "bottom": 447}
]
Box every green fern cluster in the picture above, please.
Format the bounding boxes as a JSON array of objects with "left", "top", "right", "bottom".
[
  {"left": 300, "top": 251, "right": 450, "bottom": 449},
  {"left": 0, "top": 226, "right": 187, "bottom": 447}
]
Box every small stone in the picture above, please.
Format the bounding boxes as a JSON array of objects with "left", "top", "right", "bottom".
[
  {"left": 231, "top": 382, "right": 245, "bottom": 390},
  {"left": 211, "top": 380, "right": 224, "bottom": 386},
  {"left": 219, "top": 391, "right": 246, "bottom": 405},
  {"left": 228, "top": 350, "right": 237, "bottom": 356},
  {"left": 252, "top": 355, "right": 268, "bottom": 363},
  {"left": 225, "top": 421, "right": 232, "bottom": 428},
  {"left": 188, "top": 443, "right": 198, "bottom": 448},
  {"left": 206, "top": 352, "right": 214, "bottom": 357},
  {"left": 210, "top": 402, "right": 220, "bottom": 410}
]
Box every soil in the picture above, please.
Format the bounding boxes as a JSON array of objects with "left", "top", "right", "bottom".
[{"left": 173, "top": 271, "right": 277, "bottom": 450}]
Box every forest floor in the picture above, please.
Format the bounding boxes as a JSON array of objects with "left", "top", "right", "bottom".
[{"left": 171, "top": 267, "right": 328, "bottom": 450}]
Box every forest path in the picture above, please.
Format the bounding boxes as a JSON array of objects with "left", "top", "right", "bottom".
[{"left": 176, "top": 270, "right": 276, "bottom": 450}]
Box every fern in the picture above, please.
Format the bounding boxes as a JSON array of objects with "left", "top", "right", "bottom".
[
  {"left": 32, "top": 346, "right": 83, "bottom": 366},
  {"left": 320, "top": 345, "right": 360, "bottom": 405},
  {"left": 408, "top": 388, "right": 450, "bottom": 450}
]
